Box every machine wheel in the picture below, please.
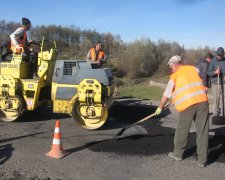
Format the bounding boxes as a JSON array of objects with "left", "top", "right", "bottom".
[
  {"left": 72, "top": 100, "right": 108, "bottom": 130},
  {"left": 0, "top": 96, "right": 24, "bottom": 122}
]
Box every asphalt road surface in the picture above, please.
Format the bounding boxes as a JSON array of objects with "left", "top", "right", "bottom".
[{"left": 0, "top": 98, "right": 225, "bottom": 180}]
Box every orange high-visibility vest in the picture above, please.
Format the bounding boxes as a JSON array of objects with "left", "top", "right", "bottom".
[
  {"left": 10, "top": 31, "right": 27, "bottom": 52},
  {"left": 170, "top": 65, "right": 208, "bottom": 112},
  {"left": 89, "top": 47, "right": 105, "bottom": 62}
]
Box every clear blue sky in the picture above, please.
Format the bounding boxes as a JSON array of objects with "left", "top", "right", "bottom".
[{"left": 1, "top": 0, "right": 224, "bottom": 49}]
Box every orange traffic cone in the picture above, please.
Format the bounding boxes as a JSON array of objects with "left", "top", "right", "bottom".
[{"left": 46, "top": 120, "right": 70, "bottom": 159}]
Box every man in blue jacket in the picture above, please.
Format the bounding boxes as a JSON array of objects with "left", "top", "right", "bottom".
[
  {"left": 196, "top": 53, "right": 214, "bottom": 88},
  {"left": 207, "top": 47, "right": 225, "bottom": 120}
]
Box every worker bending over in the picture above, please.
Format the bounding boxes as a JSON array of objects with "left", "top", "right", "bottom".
[{"left": 155, "top": 55, "right": 209, "bottom": 168}]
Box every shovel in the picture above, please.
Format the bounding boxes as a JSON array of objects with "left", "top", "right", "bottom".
[
  {"left": 212, "top": 67, "right": 225, "bottom": 125},
  {"left": 114, "top": 103, "right": 173, "bottom": 138}
]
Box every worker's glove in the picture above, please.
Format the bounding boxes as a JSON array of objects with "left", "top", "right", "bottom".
[
  {"left": 155, "top": 107, "right": 162, "bottom": 116},
  {"left": 99, "top": 59, "right": 106, "bottom": 64}
]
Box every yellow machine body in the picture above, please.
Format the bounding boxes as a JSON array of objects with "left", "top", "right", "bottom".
[
  {"left": 0, "top": 40, "right": 115, "bottom": 130},
  {"left": 0, "top": 39, "right": 57, "bottom": 121},
  {"left": 51, "top": 60, "right": 115, "bottom": 129}
]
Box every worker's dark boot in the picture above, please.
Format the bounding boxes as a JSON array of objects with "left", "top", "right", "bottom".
[{"left": 33, "top": 73, "right": 40, "bottom": 80}]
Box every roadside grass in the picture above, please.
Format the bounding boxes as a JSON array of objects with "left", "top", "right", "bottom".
[{"left": 116, "top": 85, "right": 164, "bottom": 100}]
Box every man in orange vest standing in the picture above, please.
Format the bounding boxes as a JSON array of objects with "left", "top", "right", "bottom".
[
  {"left": 86, "top": 41, "right": 107, "bottom": 66},
  {"left": 10, "top": 17, "right": 39, "bottom": 79},
  {"left": 155, "top": 55, "right": 209, "bottom": 167}
]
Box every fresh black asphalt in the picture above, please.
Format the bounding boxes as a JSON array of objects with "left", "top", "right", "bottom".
[{"left": 89, "top": 102, "right": 225, "bottom": 165}]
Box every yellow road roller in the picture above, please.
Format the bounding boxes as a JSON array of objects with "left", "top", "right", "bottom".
[{"left": 0, "top": 39, "right": 115, "bottom": 130}]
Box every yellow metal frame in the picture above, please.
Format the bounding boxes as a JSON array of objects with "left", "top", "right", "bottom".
[{"left": 0, "top": 38, "right": 57, "bottom": 117}]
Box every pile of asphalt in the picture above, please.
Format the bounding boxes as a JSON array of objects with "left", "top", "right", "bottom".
[
  {"left": 90, "top": 123, "right": 186, "bottom": 156},
  {"left": 90, "top": 102, "right": 225, "bottom": 165},
  {"left": 89, "top": 129, "right": 225, "bottom": 164}
]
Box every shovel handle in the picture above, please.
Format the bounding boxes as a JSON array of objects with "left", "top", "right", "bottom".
[
  {"left": 217, "top": 66, "right": 220, "bottom": 87},
  {"left": 128, "top": 103, "right": 173, "bottom": 128},
  {"left": 115, "top": 103, "right": 173, "bottom": 138}
]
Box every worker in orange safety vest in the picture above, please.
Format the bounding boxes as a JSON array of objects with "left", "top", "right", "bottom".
[
  {"left": 155, "top": 55, "right": 209, "bottom": 168},
  {"left": 86, "top": 41, "right": 107, "bottom": 66}
]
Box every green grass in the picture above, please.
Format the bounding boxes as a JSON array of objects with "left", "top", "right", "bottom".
[{"left": 116, "top": 85, "right": 164, "bottom": 100}]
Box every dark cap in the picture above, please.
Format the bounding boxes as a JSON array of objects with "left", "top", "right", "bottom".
[
  {"left": 96, "top": 41, "right": 103, "bottom": 45},
  {"left": 216, "top": 47, "right": 224, "bottom": 56},
  {"left": 22, "top": 17, "right": 31, "bottom": 26}
]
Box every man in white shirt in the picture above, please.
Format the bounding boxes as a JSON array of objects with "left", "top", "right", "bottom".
[
  {"left": 10, "top": 18, "right": 39, "bottom": 79},
  {"left": 10, "top": 17, "right": 31, "bottom": 52}
]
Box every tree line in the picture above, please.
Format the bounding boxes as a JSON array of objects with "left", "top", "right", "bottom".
[{"left": 0, "top": 19, "right": 213, "bottom": 80}]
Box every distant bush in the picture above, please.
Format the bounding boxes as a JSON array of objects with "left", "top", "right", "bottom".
[{"left": 114, "top": 78, "right": 125, "bottom": 87}]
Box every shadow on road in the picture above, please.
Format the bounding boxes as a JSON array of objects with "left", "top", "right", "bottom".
[
  {"left": 0, "top": 132, "right": 45, "bottom": 165},
  {"left": 19, "top": 107, "right": 70, "bottom": 122},
  {"left": 0, "top": 144, "right": 14, "bottom": 165},
  {"left": 67, "top": 141, "right": 99, "bottom": 154},
  {"left": 184, "top": 134, "right": 225, "bottom": 165},
  {"left": 208, "top": 135, "right": 225, "bottom": 165},
  {"left": 0, "top": 132, "right": 45, "bottom": 144}
]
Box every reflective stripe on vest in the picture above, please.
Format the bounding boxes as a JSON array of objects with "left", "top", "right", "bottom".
[
  {"left": 172, "top": 82, "right": 204, "bottom": 98},
  {"left": 174, "top": 89, "right": 206, "bottom": 106},
  {"left": 170, "top": 66, "right": 208, "bottom": 112}
]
